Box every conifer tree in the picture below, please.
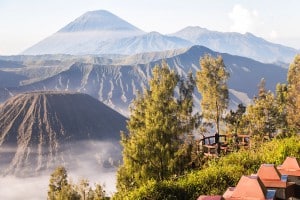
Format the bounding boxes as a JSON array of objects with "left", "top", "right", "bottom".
[
  {"left": 116, "top": 61, "right": 188, "bottom": 192},
  {"left": 48, "top": 166, "right": 80, "bottom": 200},
  {"left": 225, "top": 103, "right": 246, "bottom": 135},
  {"left": 241, "top": 79, "right": 279, "bottom": 141},
  {"left": 275, "top": 83, "right": 288, "bottom": 136},
  {"left": 176, "top": 71, "right": 200, "bottom": 170},
  {"left": 47, "top": 167, "right": 106, "bottom": 200},
  {"left": 178, "top": 71, "right": 196, "bottom": 133},
  {"left": 196, "top": 55, "right": 229, "bottom": 134},
  {"left": 286, "top": 55, "right": 300, "bottom": 132}
]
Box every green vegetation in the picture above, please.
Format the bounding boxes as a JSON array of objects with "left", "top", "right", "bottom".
[
  {"left": 116, "top": 61, "right": 196, "bottom": 193},
  {"left": 113, "top": 136, "right": 300, "bottom": 199},
  {"left": 48, "top": 166, "right": 106, "bottom": 200},
  {"left": 196, "top": 55, "right": 229, "bottom": 135},
  {"left": 287, "top": 55, "right": 300, "bottom": 132}
]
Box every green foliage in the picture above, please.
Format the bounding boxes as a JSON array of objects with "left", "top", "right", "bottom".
[
  {"left": 178, "top": 71, "right": 197, "bottom": 132},
  {"left": 114, "top": 136, "right": 300, "bottom": 200},
  {"left": 225, "top": 103, "right": 246, "bottom": 134},
  {"left": 196, "top": 54, "right": 229, "bottom": 134},
  {"left": 48, "top": 166, "right": 77, "bottom": 200},
  {"left": 275, "top": 83, "right": 289, "bottom": 136},
  {"left": 117, "top": 61, "right": 195, "bottom": 193},
  {"left": 177, "top": 71, "right": 202, "bottom": 170},
  {"left": 287, "top": 54, "right": 300, "bottom": 132},
  {"left": 240, "top": 79, "right": 287, "bottom": 142},
  {"left": 48, "top": 167, "right": 106, "bottom": 200}
]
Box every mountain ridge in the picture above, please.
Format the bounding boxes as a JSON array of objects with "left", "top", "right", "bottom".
[
  {"left": 22, "top": 10, "right": 298, "bottom": 64},
  {"left": 170, "top": 26, "right": 298, "bottom": 63},
  {"left": 3, "top": 45, "right": 288, "bottom": 116}
]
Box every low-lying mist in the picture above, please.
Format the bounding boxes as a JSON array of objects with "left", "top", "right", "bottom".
[{"left": 0, "top": 140, "right": 122, "bottom": 199}]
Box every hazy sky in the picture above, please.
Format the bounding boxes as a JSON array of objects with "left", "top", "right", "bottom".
[{"left": 1, "top": 0, "right": 300, "bottom": 55}]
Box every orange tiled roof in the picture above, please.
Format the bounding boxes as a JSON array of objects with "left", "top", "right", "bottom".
[
  {"left": 277, "top": 157, "right": 300, "bottom": 176},
  {"left": 224, "top": 175, "right": 267, "bottom": 200},
  {"left": 197, "top": 195, "right": 223, "bottom": 200},
  {"left": 257, "top": 164, "right": 287, "bottom": 188}
]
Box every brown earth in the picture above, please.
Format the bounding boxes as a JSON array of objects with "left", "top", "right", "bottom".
[{"left": 0, "top": 91, "right": 127, "bottom": 176}]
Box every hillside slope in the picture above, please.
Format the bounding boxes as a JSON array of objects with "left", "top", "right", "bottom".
[{"left": 0, "top": 92, "right": 127, "bottom": 175}]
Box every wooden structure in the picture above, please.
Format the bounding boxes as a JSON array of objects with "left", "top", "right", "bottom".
[{"left": 199, "top": 134, "right": 250, "bottom": 157}]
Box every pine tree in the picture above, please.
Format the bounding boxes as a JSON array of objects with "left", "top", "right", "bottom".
[
  {"left": 178, "top": 71, "right": 196, "bottom": 133},
  {"left": 286, "top": 55, "right": 300, "bottom": 132},
  {"left": 225, "top": 103, "right": 246, "bottom": 135},
  {"left": 196, "top": 55, "right": 229, "bottom": 134},
  {"left": 275, "top": 83, "right": 289, "bottom": 136},
  {"left": 176, "top": 71, "right": 200, "bottom": 170},
  {"left": 116, "top": 61, "right": 188, "bottom": 192},
  {"left": 241, "top": 79, "right": 279, "bottom": 141},
  {"left": 48, "top": 166, "right": 80, "bottom": 200}
]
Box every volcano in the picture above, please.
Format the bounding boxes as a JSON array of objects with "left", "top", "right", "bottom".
[
  {"left": 23, "top": 10, "right": 145, "bottom": 55},
  {"left": 0, "top": 91, "right": 127, "bottom": 176}
]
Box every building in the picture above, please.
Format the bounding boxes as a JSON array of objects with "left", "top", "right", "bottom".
[
  {"left": 256, "top": 164, "right": 295, "bottom": 199},
  {"left": 222, "top": 175, "right": 276, "bottom": 200}
]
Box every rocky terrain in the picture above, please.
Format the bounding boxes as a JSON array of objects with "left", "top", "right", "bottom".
[
  {"left": 0, "top": 92, "right": 127, "bottom": 176},
  {"left": 0, "top": 45, "right": 288, "bottom": 116}
]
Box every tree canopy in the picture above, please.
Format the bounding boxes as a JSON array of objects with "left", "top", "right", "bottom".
[
  {"left": 287, "top": 54, "right": 300, "bottom": 132},
  {"left": 196, "top": 54, "right": 229, "bottom": 134},
  {"left": 116, "top": 61, "right": 196, "bottom": 194}
]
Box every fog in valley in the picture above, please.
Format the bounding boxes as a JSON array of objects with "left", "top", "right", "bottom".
[{"left": 0, "top": 141, "right": 122, "bottom": 199}]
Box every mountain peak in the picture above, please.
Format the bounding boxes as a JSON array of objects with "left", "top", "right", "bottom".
[
  {"left": 0, "top": 91, "right": 127, "bottom": 175},
  {"left": 58, "top": 9, "right": 144, "bottom": 32},
  {"left": 175, "top": 26, "right": 209, "bottom": 35}
]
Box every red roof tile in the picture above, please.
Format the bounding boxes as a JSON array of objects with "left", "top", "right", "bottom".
[
  {"left": 277, "top": 157, "right": 300, "bottom": 176},
  {"left": 224, "top": 175, "right": 267, "bottom": 200},
  {"left": 257, "top": 164, "right": 287, "bottom": 188},
  {"left": 197, "top": 195, "right": 223, "bottom": 200}
]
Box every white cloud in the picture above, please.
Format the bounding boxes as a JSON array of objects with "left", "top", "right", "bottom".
[{"left": 228, "top": 4, "right": 260, "bottom": 34}]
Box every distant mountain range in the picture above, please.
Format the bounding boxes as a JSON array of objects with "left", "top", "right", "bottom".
[
  {"left": 0, "top": 92, "right": 126, "bottom": 176},
  {"left": 22, "top": 10, "right": 299, "bottom": 63},
  {"left": 0, "top": 45, "right": 287, "bottom": 116},
  {"left": 170, "top": 26, "right": 298, "bottom": 63}
]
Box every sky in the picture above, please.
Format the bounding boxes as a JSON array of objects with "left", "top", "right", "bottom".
[{"left": 0, "top": 0, "right": 300, "bottom": 55}]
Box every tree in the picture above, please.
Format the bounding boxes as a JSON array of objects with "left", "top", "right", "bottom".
[
  {"left": 196, "top": 55, "right": 229, "bottom": 134},
  {"left": 286, "top": 54, "right": 300, "bottom": 132},
  {"left": 77, "top": 179, "right": 90, "bottom": 200},
  {"left": 48, "top": 166, "right": 80, "bottom": 200},
  {"left": 116, "top": 61, "right": 188, "bottom": 192},
  {"left": 178, "top": 71, "right": 196, "bottom": 133},
  {"left": 92, "top": 184, "right": 106, "bottom": 200},
  {"left": 176, "top": 71, "right": 201, "bottom": 169},
  {"left": 225, "top": 103, "right": 246, "bottom": 135},
  {"left": 241, "top": 79, "right": 280, "bottom": 142},
  {"left": 47, "top": 167, "right": 105, "bottom": 200},
  {"left": 275, "top": 83, "right": 288, "bottom": 136}
]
